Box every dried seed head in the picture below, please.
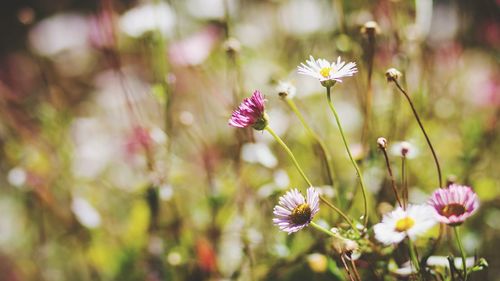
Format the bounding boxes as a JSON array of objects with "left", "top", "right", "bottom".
[{"left": 385, "top": 68, "right": 402, "bottom": 82}]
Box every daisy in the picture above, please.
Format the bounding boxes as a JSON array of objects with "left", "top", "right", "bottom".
[
  {"left": 228, "top": 90, "right": 268, "bottom": 130},
  {"left": 273, "top": 187, "right": 320, "bottom": 234},
  {"left": 390, "top": 141, "right": 419, "bottom": 159},
  {"left": 428, "top": 184, "right": 479, "bottom": 226},
  {"left": 276, "top": 81, "right": 297, "bottom": 99},
  {"left": 297, "top": 56, "right": 357, "bottom": 87},
  {"left": 374, "top": 204, "right": 437, "bottom": 245}
]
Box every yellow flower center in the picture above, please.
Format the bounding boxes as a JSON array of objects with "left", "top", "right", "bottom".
[
  {"left": 440, "top": 203, "right": 466, "bottom": 218},
  {"left": 291, "top": 203, "right": 312, "bottom": 225},
  {"left": 319, "top": 67, "right": 332, "bottom": 78},
  {"left": 395, "top": 217, "right": 415, "bottom": 232}
]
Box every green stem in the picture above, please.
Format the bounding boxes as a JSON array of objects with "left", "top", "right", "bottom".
[
  {"left": 326, "top": 87, "right": 369, "bottom": 227},
  {"left": 284, "top": 98, "right": 337, "bottom": 198},
  {"left": 408, "top": 238, "right": 421, "bottom": 277},
  {"left": 265, "top": 126, "right": 313, "bottom": 187},
  {"left": 402, "top": 156, "right": 408, "bottom": 209},
  {"left": 310, "top": 221, "right": 337, "bottom": 237},
  {"left": 393, "top": 80, "right": 442, "bottom": 187},
  {"left": 265, "top": 126, "right": 358, "bottom": 234},
  {"left": 319, "top": 195, "right": 360, "bottom": 235},
  {"left": 454, "top": 226, "right": 468, "bottom": 281}
]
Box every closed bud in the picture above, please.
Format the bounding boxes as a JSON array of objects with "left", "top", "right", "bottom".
[
  {"left": 385, "top": 68, "right": 402, "bottom": 82},
  {"left": 361, "top": 21, "right": 380, "bottom": 36},
  {"left": 331, "top": 236, "right": 358, "bottom": 256},
  {"left": 224, "top": 37, "right": 241, "bottom": 55},
  {"left": 377, "top": 137, "right": 387, "bottom": 149}
]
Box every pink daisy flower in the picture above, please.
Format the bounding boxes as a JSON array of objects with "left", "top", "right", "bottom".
[
  {"left": 428, "top": 184, "right": 479, "bottom": 226},
  {"left": 273, "top": 187, "right": 320, "bottom": 234},
  {"left": 228, "top": 90, "right": 268, "bottom": 130}
]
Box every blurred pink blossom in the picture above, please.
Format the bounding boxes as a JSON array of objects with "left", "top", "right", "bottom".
[{"left": 169, "top": 25, "right": 221, "bottom": 66}]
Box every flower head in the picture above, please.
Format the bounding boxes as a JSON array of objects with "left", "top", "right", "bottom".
[
  {"left": 374, "top": 204, "right": 437, "bottom": 245},
  {"left": 390, "top": 141, "right": 419, "bottom": 159},
  {"left": 297, "top": 56, "right": 357, "bottom": 87},
  {"left": 377, "top": 137, "right": 387, "bottom": 149},
  {"left": 276, "top": 81, "right": 297, "bottom": 99},
  {"left": 273, "top": 187, "right": 320, "bottom": 234},
  {"left": 385, "top": 68, "right": 402, "bottom": 82},
  {"left": 229, "top": 90, "right": 268, "bottom": 130},
  {"left": 428, "top": 184, "right": 479, "bottom": 226}
]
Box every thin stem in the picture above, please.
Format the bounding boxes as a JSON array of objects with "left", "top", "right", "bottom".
[
  {"left": 402, "top": 157, "right": 408, "bottom": 209},
  {"left": 349, "top": 258, "right": 362, "bottom": 281},
  {"left": 265, "top": 126, "right": 313, "bottom": 187},
  {"left": 408, "top": 238, "right": 421, "bottom": 276},
  {"left": 265, "top": 126, "right": 358, "bottom": 234},
  {"left": 340, "top": 254, "right": 356, "bottom": 281},
  {"left": 319, "top": 195, "right": 360, "bottom": 236},
  {"left": 310, "top": 221, "right": 337, "bottom": 237},
  {"left": 326, "top": 87, "right": 369, "bottom": 227},
  {"left": 381, "top": 147, "right": 403, "bottom": 208},
  {"left": 453, "top": 226, "right": 468, "bottom": 281},
  {"left": 284, "top": 98, "right": 335, "bottom": 187},
  {"left": 393, "top": 80, "right": 442, "bottom": 187}
]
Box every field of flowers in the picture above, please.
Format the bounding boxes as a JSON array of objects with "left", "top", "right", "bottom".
[{"left": 0, "top": 0, "right": 498, "bottom": 280}]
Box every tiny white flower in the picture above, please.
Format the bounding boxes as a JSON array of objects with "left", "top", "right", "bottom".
[
  {"left": 390, "top": 141, "right": 419, "bottom": 159},
  {"left": 297, "top": 56, "right": 357, "bottom": 85},
  {"left": 374, "top": 204, "right": 437, "bottom": 245},
  {"left": 276, "top": 81, "right": 297, "bottom": 99}
]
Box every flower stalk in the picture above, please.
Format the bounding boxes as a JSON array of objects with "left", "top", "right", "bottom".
[
  {"left": 391, "top": 79, "right": 442, "bottom": 187},
  {"left": 408, "top": 238, "right": 422, "bottom": 278},
  {"left": 401, "top": 156, "right": 408, "bottom": 209},
  {"left": 265, "top": 126, "right": 359, "bottom": 234},
  {"left": 453, "top": 226, "right": 469, "bottom": 281},
  {"left": 283, "top": 98, "right": 336, "bottom": 190},
  {"left": 377, "top": 138, "right": 403, "bottom": 208},
  {"left": 326, "top": 86, "right": 369, "bottom": 227}
]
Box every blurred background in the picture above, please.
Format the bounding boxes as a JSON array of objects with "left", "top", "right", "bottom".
[{"left": 0, "top": 0, "right": 498, "bottom": 280}]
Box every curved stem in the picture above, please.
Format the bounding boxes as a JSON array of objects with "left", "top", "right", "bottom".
[
  {"left": 381, "top": 147, "right": 403, "bottom": 208},
  {"left": 393, "top": 80, "right": 442, "bottom": 187},
  {"left": 319, "top": 195, "right": 360, "bottom": 235},
  {"left": 349, "top": 258, "right": 362, "bottom": 281},
  {"left": 284, "top": 98, "right": 336, "bottom": 188},
  {"left": 265, "top": 126, "right": 313, "bottom": 187},
  {"left": 265, "top": 126, "right": 358, "bottom": 233},
  {"left": 454, "top": 226, "right": 468, "bottom": 281},
  {"left": 310, "top": 221, "right": 337, "bottom": 237},
  {"left": 326, "top": 87, "right": 369, "bottom": 227}
]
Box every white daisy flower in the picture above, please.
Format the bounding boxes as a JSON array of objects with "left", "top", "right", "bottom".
[
  {"left": 297, "top": 56, "right": 358, "bottom": 86},
  {"left": 374, "top": 204, "right": 437, "bottom": 245},
  {"left": 276, "top": 81, "right": 297, "bottom": 99},
  {"left": 390, "top": 141, "right": 419, "bottom": 159}
]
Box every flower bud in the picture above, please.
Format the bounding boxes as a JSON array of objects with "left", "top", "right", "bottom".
[
  {"left": 385, "top": 68, "right": 402, "bottom": 82},
  {"left": 331, "top": 236, "right": 358, "bottom": 256},
  {"left": 224, "top": 37, "right": 241, "bottom": 55},
  {"left": 361, "top": 21, "right": 380, "bottom": 36},
  {"left": 377, "top": 137, "right": 387, "bottom": 149}
]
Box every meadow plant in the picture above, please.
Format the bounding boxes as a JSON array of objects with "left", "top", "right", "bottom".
[{"left": 0, "top": 1, "right": 496, "bottom": 281}]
